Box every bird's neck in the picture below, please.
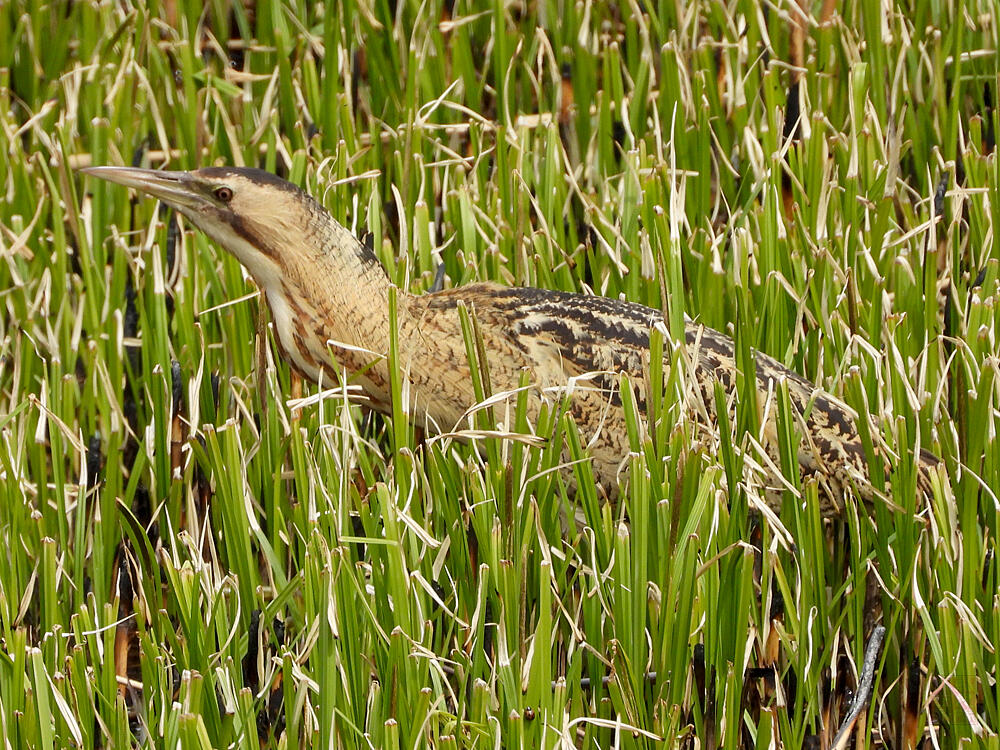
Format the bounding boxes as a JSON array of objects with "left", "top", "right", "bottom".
[{"left": 254, "top": 216, "right": 401, "bottom": 386}]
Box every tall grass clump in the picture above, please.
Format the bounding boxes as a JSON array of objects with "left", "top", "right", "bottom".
[{"left": 0, "top": 0, "right": 997, "bottom": 747}]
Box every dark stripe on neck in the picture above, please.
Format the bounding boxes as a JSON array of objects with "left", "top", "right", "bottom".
[{"left": 222, "top": 212, "right": 277, "bottom": 258}]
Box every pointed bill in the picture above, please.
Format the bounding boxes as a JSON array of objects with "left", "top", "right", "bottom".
[{"left": 79, "top": 166, "right": 207, "bottom": 212}]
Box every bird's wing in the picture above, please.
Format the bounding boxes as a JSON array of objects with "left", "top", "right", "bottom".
[
  {"left": 483, "top": 286, "right": 883, "bottom": 503},
  {"left": 419, "top": 283, "right": 938, "bottom": 507}
]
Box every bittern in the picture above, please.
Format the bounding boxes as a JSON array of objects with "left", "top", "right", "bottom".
[{"left": 82, "top": 166, "right": 940, "bottom": 515}]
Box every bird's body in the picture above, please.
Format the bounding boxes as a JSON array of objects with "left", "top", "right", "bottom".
[{"left": 82, "top": 165, "right": 939, "bottom": 515}]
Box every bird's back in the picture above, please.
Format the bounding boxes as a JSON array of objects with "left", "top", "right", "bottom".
[{"left": 409, "top": 283, "right": 938, "bottom": 513}]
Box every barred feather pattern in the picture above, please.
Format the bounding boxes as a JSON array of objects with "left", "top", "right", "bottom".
[{"left": 274, "top": 279, "right": 938, "bottom": 517}]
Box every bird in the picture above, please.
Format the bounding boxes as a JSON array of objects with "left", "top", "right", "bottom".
[{"left": 81, "top": 165, "right": 940, "bottom": 516}]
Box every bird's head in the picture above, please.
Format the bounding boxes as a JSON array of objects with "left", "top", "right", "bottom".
[{"left": 80, "top": 165, "right": 373, "bottom": 293}]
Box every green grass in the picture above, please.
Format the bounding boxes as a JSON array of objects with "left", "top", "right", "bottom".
[{"left": 1, "top": 0, "right": 998, "bottom": 747}]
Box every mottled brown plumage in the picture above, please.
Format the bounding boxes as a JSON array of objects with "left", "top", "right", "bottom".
[{"left": 82, "top": 166, "right": 940, "bottom": 515}]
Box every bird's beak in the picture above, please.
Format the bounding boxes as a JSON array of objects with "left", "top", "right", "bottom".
[{"left": 79, "top": 166, "right": 206, "bottom": 212}]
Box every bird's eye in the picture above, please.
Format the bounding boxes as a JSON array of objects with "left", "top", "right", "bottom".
[{"left": 214, "top": 186, "right": 234, "bottom": 202}]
